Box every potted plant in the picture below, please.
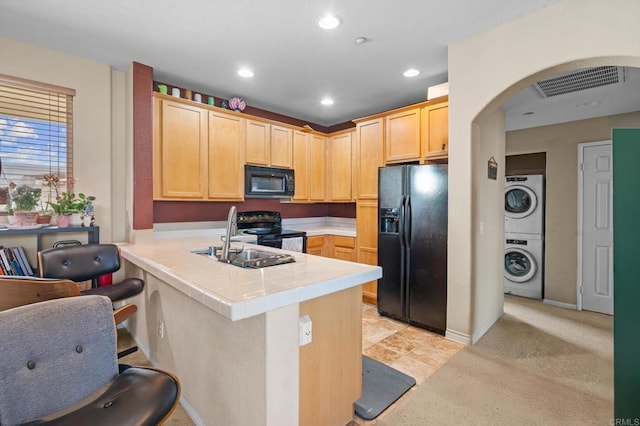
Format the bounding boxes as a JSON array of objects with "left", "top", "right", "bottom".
[
  {"left": 47, "top": 190, "right": 79, "bottom": 228},
  {"left": 11, "top": 185, "right": 41, "bottom": 226},
  {"left": 37, "top": 200, "right": 53, "bottom": 225}
]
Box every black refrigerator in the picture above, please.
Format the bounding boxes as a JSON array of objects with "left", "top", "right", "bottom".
[{"left": 377, "top": 164, "right": 448, "bottom": 335}]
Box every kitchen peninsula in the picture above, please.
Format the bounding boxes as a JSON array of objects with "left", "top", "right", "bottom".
[{"left": 119, "top": 236, "right": 381, "bottom": 426}]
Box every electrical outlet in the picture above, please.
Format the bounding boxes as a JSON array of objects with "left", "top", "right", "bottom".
[
  {"left": 299, "top": 315, "right": 312, "bottom": 346},
  {"left": 157, "top": 320, "right": 164, "bottom": 339}
]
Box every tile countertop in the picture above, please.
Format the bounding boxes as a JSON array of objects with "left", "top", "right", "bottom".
[{"left": 119, "top": 236, "right": 380, "bottom": 322}]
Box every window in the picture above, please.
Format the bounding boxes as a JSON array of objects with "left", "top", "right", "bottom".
[{"left": 0, "top": 74, "right": 75, "bottom": 211}]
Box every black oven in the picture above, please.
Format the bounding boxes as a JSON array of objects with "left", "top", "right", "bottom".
[{"left": 237, "top": 211, "right": 307, "bottom": 253}]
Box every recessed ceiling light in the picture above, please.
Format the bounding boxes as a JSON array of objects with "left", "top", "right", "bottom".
[
  {"left": 403, "top": 69, "right": 420, "bottom": 78},
  {"left": 318, "top": 15, "right": 340, "bottom": 30},
  {"left": 238, "top": 68, "right": 254, "bottom": 78},
  {"left": 321, "top": 98, "right": 334, "bottom": 106},
  {"left": 355, "top": 37, "right": 368, "bottom": 45}
]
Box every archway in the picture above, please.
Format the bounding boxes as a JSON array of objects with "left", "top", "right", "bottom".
[{"left": 445, "top": 0, "right": 640, "bottom": 344}]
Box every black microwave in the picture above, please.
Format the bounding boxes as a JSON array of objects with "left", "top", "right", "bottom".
[{"left": 244, "top": 165, "right": 295, "bottom": 198}]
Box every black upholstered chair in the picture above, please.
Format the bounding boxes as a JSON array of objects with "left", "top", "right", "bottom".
[
  {"left": 0, "top": 295, "right": 180, "bottom": 425},
  {"left": 37, "top": 243, "right": 144, "bottom": 303}
]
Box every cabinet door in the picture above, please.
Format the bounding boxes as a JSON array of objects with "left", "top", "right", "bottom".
[
  {"left": 357, "top": 200, "right": 379, "bottom": 304},
  {"left": 332, "top": 236, "right": 356, "bottom": 262},
  {"left": 328, "top": 132, "right": 352, "bottom": 202},
  {"left": 385, "top": 108, "right": 420, "bottom": 163},
  {"left": 309, "top": 134, "right": 327, "bottom": 201},
  {"left": 245, "top": 119, "right": 271, "bottom": 165},
  {"left": 355, "top": 118, "right": 384, "bottom": 200},
  {"left": 158, "top": 99, "right": 208, "bottom": 199},
  {"left": 270, "top": 125, "right": 293, "bottom": 168},
  {"left": 208, "top": 111, "right": 245, "bottom": 200},
  {"left": 421, "top": 100, "right": 449, "bottom": 159},
  {"left": 292, "top": 131, "right": 310, "bottom": 201},
  {"left": 307, "top": 235, "right": 326, "bottom": 256}
]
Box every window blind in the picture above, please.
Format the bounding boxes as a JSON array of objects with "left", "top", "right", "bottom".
[{"left": 0, "top": 74, "right": 75, "bottom": 210}]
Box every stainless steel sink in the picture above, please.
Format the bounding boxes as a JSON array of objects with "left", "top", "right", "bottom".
[{"left": 191, "top": 246, "right": 295, "bottom": 268}]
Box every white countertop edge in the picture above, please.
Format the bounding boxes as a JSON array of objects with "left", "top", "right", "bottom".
[
  {"left": 120, "top": 248, "right": 380, "bottom": 322},
  {"left": 228, "top": 267, "right": 381, "bottom": 321}
]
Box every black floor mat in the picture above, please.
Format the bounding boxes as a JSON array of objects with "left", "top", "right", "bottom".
[{"left": 354, "top": 355, "right": 416, "bottom": 420}]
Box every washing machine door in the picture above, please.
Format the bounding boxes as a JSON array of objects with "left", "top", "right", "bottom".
[
  {"left": 504, "top": 247, "right": 537, "bottom": 283},
  {"left": 505, "top": 185, "right": 538, "bottom": 219}
]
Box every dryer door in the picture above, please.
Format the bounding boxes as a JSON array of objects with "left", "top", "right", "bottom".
[
  {"left": 505, "top": 185, "right": 538, "bottom": 219},
  {"left": 504, "top": 247, "right": 537, "bottom": 283}
]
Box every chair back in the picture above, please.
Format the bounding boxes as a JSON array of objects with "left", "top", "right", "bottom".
[
  {"left": 0, "top": 296, "right": 118, "bottom": 425},
  {"left": 38, "top": 244, "right": 121, "bottom": 285},
  {"left": 0, "top": 276, "right": 80, "bottom": 311}
]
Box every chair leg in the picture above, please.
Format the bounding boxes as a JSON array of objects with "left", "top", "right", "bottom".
[{"left": 117, "top": 345, "right": 138, "bottom": 359}]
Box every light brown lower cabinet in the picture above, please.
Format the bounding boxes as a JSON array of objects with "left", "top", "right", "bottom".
[
  {"left": 331, "top": 235, "right": 356, "bottom": 261},
  {"left": 357, "top": 200, "right": 379, "bottom": 305},
  {"left": 299, "top": 285, "right": 362, "bottom": 426},
  {"left": 306, "top": 235, "right": 325, "bottom": 256}
]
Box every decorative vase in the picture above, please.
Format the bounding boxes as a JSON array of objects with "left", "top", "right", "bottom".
[
  {"left": 56, "top": 214, "right": 71, "bottom": 228},
  {"left": 14, "top": 211, "right": 38, "bottom": 227},
  {"left": 70, "top": 212, "right": 82, "bottom": 227}
]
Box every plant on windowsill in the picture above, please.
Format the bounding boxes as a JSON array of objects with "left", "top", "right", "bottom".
[
  {"left": 11, "top": 185, "right": 41, "bottom": 227},
  {"left": 37, "top": 200, "right": 53, "bottom": 225},
  {"left": 43, "top": 174, "right": 96, "bottom": 228}
]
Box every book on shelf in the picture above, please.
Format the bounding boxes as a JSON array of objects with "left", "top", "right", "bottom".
[{"left": 0, "top": 246, "right": 35, "bottom": 276}]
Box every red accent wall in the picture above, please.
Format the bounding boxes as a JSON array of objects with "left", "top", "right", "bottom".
[
  {"left": 154, "top": 200, "right": 355, "bottom": 223},
  {"left": 132, "top": 62, "right": 154, "bottom": 229}
]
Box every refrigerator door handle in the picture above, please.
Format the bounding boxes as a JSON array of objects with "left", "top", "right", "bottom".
[
  {"left": 405, "top": 196, "right": 412, "bottom": 247},
  {"left": 398, "top": 196, "right": 406, "bottom": 248}
]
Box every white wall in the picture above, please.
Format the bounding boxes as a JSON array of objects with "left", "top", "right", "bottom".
[
  {"left": 0, "top": 35, "right": 128, "bottom": 243},
  {"left": 447, "top": 0, "right": 640, "bottom": 343}
]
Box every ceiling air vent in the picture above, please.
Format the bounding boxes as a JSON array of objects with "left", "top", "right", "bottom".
[{"left": 533, "top": 66, "right": 626, "bottom": 98}]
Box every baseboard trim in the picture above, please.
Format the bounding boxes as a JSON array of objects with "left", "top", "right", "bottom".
[
  {"left": 543, "top": 299, "right": 577, "bottom": 310},
  {"left": 445, "top": 329, "right": 472, "bottom": 345}
]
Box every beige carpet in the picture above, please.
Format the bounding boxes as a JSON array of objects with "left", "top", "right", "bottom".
[{"left": 377, "top": 295, "right": 613, "bottom": 426}]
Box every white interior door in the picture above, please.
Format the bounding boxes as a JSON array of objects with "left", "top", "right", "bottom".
[{"left": 578, "top": 141, "right": 613, "bottom": 315}]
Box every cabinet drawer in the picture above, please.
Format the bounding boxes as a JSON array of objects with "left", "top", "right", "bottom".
[{"left": 333, "top": 236, "right": 355, "bottom": 249}]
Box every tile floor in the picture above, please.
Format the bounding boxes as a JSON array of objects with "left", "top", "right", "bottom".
[{"left": 354, "top": 303, "right": 464, "bottom": 424}]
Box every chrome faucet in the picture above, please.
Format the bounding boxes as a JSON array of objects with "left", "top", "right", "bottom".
[{"left": 220, "top": 205, "right": 237, "bottom": 262}]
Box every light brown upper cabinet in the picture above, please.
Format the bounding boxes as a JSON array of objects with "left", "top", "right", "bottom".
[
  {"left": 208, "top": 111, "right": 246, "bottom": 200},
  {"left": 384, "top": 108, "right": 420, "bottom": 163},
  {"left": 292, "top": 130, "right": 310, "bottom": 201},
  {"left": 309, "top": 134, "right": 327, "bottom": 201},
  {"left": 421, "top": 99, "right": 449, "bottom": 160},
  {"left": 354, "top": 117, "right": 384, "bottom": 200},
  {"left": 245, "top": 119, "right": 271, "bottom": 165},
  {"left": 153, "top": 97, "right": 208, "bottom": 200},
  {"left": 270, "top": 125, "right": 293, "bottom": 168},
  {"left": 246, "top": 121, "right": 293, "bottom": 168},
  {"left": 292, "top": 132, "right": 327, "bottom": 202},
  {"left": 327, "top": 131, "right": 353, "bottom": 202}
]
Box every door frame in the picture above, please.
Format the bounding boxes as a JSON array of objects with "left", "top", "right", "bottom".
[{"left": 576, "top": 139, "right": 612, "bottom": 311}]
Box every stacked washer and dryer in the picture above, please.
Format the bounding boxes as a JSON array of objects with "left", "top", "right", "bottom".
[{"left": 504, "top": 175, "right": 545, "bottom": 299}]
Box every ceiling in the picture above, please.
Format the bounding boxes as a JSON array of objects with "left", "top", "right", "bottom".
[{"left": 2, "top": 0, "right": 637, "bottom": 130}]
